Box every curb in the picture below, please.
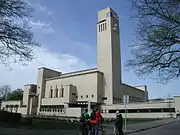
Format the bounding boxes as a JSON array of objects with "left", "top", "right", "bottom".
[{"left": 124, "top": 121, "right": 177, "bottom": 134}]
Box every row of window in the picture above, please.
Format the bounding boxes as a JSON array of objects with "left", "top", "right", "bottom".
[
  {"left": 103, "top": 108, "right": 176, "bottom": 113},
  {"left": 3, "top": 107, "right": 18, "bottom": 113},
  {"left": 39, "top": 105, "right": 64, "bottom": 112},
  {"left": 113, "top": 96, "right": 142, "bottom": 103},
  {"left": 48, "top": 90, "right": 95, "bottom": 99},
  {"left": 129, "top": 96, "right": 142, "bottom": 102},
  {"left": 49, "top": 87, "right": 64, "bottom": 98},
  {"left": 40, "top": 108, "right": 65, "bottom": 112},
  {"left": 80, "top": 94, "right": 94, "bottom": 99},
  {"left": 99, "top": 23, "right": 107, "bottom": 32},
  {"left": 6, "top": 105, "right": 19, "bottom": 107},
  {"left": 40, "top": 105, "right": 65, "bottom": 112},
  {"left": 113, "top": 97, "right": 121, "bottom": 102}
]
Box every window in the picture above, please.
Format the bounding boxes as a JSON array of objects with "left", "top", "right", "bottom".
[
  {"left": 60, "top": 88, "right": 64, "bottom": 97},
  {"left": 86, "top": 95, "right": 88, "bottom": 98},
  {"left": 99, "top": 21, "right": 106, "bottom": 32},
  {"left": 48, "top": 108, "right": 51, "bottom": 112},
  {"left": 163, "top": 108, "right": 175, "bottom": 112},
  {"left": 139, "top": 109, "right": 149, "bottom": 113},
  {"left": 55, "top": 88, "right": 58, "bottom": 98},
  {"left": 72, "top": 93, "right": 76, "bottom": 96},
  {"left": 102, "top": 23, "right": 107, "bottom": 31},
  {"left": 102, "top": 97, "right": 107, "bottom": 100},
  {"left": 150, "top": 108, "right": 162, "bottom": 113},
  {"left": 61, "top": 88, "right": 64, "bottom": 97},
  {"left": 109, "top": 110, "right": 116, "bottom": 113},
  {"left": 81, "top": 96, "right": 83, "bottom": 98},
  {"left": 50, "top": 89, "right": 53, "bottom": 98},
  {"left": 20, "top": 105, "right": 26, "bottom": 108},
  {"left": 53, "top": 108, "right": 55, "bottom": 112},
  {"left": 92, "top": 95, "right": 94, "bottom": 98}
]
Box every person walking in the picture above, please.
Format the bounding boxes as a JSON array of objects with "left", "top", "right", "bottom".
[
  {"left": 176, "top": 110, "right": 180, "bottom": 120},
  {"left": 90, "top": 108, "right": 97, "bottom": 135},
  {"left": 80, "top": 108, "right": 90, "bottom": 135},
  {"left": 114, "top": 111, "right": 124, "bottom": 135},
  {"left": 90, "top": 108, "right": 104, "bottom": 135}
]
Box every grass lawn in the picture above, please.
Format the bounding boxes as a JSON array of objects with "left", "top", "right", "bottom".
[{"left": 0, "top": 118, "right": 162, "bottom": 130}]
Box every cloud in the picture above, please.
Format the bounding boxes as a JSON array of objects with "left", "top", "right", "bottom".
[
  {"left": 0, "top": 1, "right": 92, "bottom": 91},
  {"left": 22, "top": 1, "right": 55, "bottom": 34},
  {"left": 0, "top": 46, "right": 89, "bottom": 90},
  {"left": 25, "top": 0, "right": 53, "bottom": 15},
  {"left": 29, "top": 20, "right": 54, "bottom": 34},
  {"left": 27, "top": 1, "right": 54, "bottom": 16},
  {"left": 37, "top": 4, "right": 54, "bottom": 16}
]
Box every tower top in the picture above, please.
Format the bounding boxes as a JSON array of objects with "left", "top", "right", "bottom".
[{"left": 98, "top": 7, "right": 119, "bottom": 22}]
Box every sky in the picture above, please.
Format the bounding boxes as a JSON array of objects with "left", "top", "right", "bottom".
[{"left": 0, "top": 0, "right": 179, "bottom": 99}]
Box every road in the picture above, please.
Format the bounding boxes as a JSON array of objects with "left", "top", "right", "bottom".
[
  {"left": 129, "top": 121, "right": 180, "bottom": 135},
  {"left": 0, "top": 120, "right": 179, "bottom": 135}
]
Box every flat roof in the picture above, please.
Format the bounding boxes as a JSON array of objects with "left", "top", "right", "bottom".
[
  {"left": 38, "top": 67, "right": 61, "bottom": 73},
  {"left": 24, "top": 84, "right": 37, "bottom": 86},
  {"left": 102, "top": 100, "right": 175, "bottom": 106},
  {"left": 122, "top": 83, "right": 146, "bottom": 92},
  {"left": 45, "top": 68, "right": 103, "bottom": 81}
]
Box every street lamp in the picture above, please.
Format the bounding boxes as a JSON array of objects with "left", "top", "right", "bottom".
[{"left": 123, "top": 95, "right": 129, "bottom": 132}]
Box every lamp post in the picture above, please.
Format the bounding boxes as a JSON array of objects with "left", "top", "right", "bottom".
[
  {"left": 123, "top": 95, "right": 129, "bottom": 132},
  {"left": 88, "top": 100, "right": 91, "bottom": 114},
  {"left": 124, "top": 103, "right": 127, "bottom": 132},
  {"left": 167, "top": 94, "right": 172, "bottom": 118}
]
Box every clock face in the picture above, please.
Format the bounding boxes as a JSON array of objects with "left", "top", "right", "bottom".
[{"left": 106, "top": 12, "right": 113, "bottom": 17}]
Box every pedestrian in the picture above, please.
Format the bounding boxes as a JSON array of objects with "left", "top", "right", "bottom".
[
  {"left": 114, "top": 111, "right": 124, "bottom": 135},
  {"left": 90, "top": 108, "right": 104, "bottom": 135},
  {"left": 90, "top": 108, "right": 97, "bottom": 135},
  {"left": 113, "top": 111, "right": 119, "bottom": 134},
  {"left": 177, "top": 110, "right": 180, "bottom": 120},
  {"left": 80, "top": 108, "right": 90, "bottom": 135}
]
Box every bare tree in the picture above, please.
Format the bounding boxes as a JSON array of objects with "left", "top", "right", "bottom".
[
  {"left": 126, "top": 0, "right": 180, "bottom": 83},
  {"left": 0, "top": 0, "right": 39, "bottom": 66},
  {"left": 0, "top": 85, "right": 11, "bottom": 100}
]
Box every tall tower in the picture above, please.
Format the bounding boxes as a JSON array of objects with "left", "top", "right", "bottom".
[{"left": 97, "top": 7, "right": 122, "bottom": 104}]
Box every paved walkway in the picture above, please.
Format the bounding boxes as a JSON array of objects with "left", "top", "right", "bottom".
[
  {"left": 119, "top": 118, "right": 177, "bottom": 134},
  {"left": 126, "top": 121, "right": 180, "bottom": 135},
  {"left": 0, "top": 118, "right": 178, "bottom": 135}
]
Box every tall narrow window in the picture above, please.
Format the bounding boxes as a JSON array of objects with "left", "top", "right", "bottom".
[
  {"left": 50, "top": 89, "right": 53, "bottom": 98},
  {"left": 104, "top": 23, "right": 106, "bottom": 30},
  {"left": 55, "top": 88, "right": 58, "bottom": 98},
  {"left": 99, "top": 25, "right": 101, "bottom": 32},
  {"left": 61, "top": 88, "right": 64, "bottom": 97},
  {"left": 100, "top": 24, "right": 102, "bottom": 31}
]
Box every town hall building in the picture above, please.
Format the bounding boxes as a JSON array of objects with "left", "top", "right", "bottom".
[{"left": 1, "top": 7, "right": 180, "bottom": 119}]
